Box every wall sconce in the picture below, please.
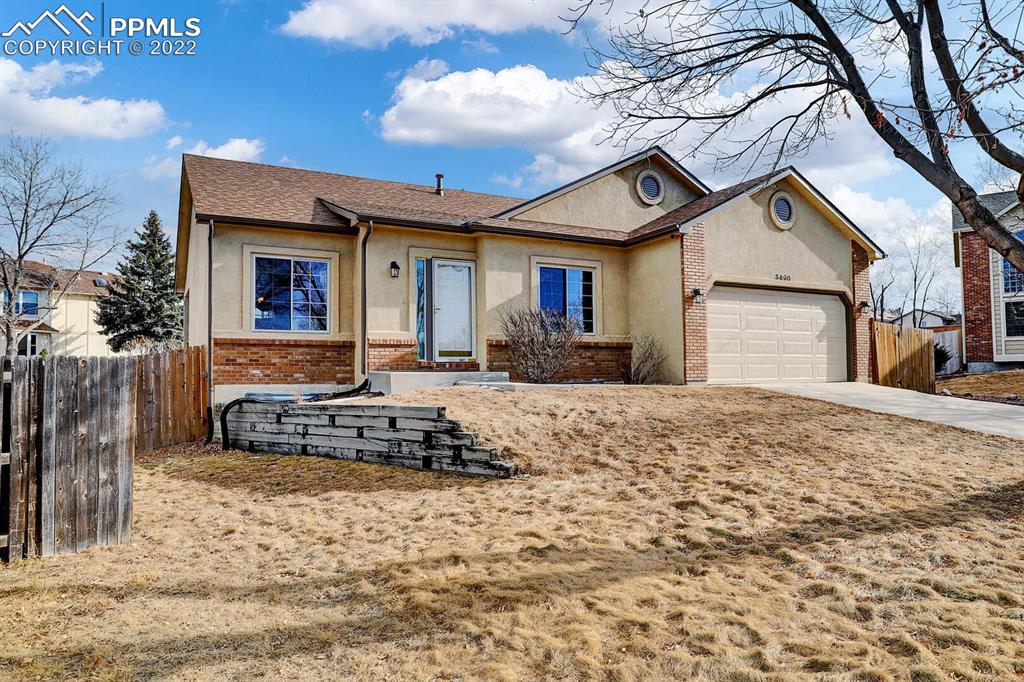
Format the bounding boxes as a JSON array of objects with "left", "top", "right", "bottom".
[
  {"left": 692, "top": 287, "right": 705, "bottom": 304},
  {"left": 389, "top": 261, "right": 401, "bottom": 278},
  {"left": 857, "top": 300, "right": 870, "bottom": 310}
]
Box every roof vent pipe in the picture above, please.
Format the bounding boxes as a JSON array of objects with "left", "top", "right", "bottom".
[{"left": 435, "top": 173, "right": 444, "bottom": 196}]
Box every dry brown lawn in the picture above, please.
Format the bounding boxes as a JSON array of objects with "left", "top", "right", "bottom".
[
  {"left": 939, "top": 369, "right": 1024, "bottom": 401},
  {"left": 2, "top": 386, "right": 1023, "bottom": 681}
]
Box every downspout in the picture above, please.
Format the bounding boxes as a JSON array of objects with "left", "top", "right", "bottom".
[
  {"left": 207, "top": 218, "right": 215, "bottom": 410},
  {"left": 359, "top": 220, "right": 374, "bottom": 376}
]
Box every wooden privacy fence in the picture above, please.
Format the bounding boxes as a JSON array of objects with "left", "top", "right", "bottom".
[
  {"left": 2, "top": 355, "right": 136, "bottom": 561},
  {"left": 870, "top": 320, "right": 936, "bottom": 394},
  {"left": 1, "top": 346, "right": 210, "bottom": 562},
  {"left": 135, "top": 346, "right": 210, "bottom": 452}
]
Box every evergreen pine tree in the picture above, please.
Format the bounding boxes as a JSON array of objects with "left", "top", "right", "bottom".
[{"left": 95, "top": 210, "right": 182, "bottom": 352}]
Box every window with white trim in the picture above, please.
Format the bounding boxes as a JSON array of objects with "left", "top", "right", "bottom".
[
  {"left": 17, "top": 333, "right": 39, "bottom": 356},
  {"left": 539, "top": 265, "right": 594, "bottom": 334},
  {"left": 2, "top": 290, "right": 40, "bottom": 317},
  {"left": 1006, "top": 301, "right": 1024, "bottom": 338},
  {"left": 253, "top": 256, "right": 329, "bottom": 331},
  {"left": 1003, "top": 230, "right": 1024, "bottom": 294}
]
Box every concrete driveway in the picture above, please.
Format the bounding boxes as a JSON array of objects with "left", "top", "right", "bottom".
[{"left": 758, "top": 382, "right": 1024, "bottom": 440}]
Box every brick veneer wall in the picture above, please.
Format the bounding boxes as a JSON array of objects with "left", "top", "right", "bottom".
[
  {"left": 851, "top": 242, "right": 872, "bottom": 381},
  {"left": 487, "top": 339, "right": 631, "bottom": 382},
  {"left": 367, "top": 338, "right": 480, "bottom": 371},
  {"left": 367, "top": 338, "right": 419, "bottom": 371},
  {"left": 212, "top": 338, "right": 355, "bottom": 385},
  {"left": 960, "top": 231, "right": 994, "bottom": 363},
  {"left": 680, "top": 224, "right": 708, "bottom": 383}
]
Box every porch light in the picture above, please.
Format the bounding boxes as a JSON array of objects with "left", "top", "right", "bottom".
[
  {"left": 389, "top": 261, "right": 401, "bottom": 278},
  {"left": 692, "top": 288, "right": 705, "bottom": 304}
]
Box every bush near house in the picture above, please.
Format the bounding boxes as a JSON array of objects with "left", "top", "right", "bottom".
[{"left": 498, "top": 308, "right": 582, "bottom": 383}]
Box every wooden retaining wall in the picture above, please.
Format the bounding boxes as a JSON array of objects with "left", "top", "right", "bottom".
[{"left": 223, "top": 402, "right": 516, "bottom": 478}]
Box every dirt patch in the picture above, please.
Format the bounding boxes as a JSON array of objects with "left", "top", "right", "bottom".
[
  {"left": 2, "top": 386, "right": 1023, "bottom": 680},
  {"left": 938, "top": 369, "right": 1024, "bottom": 406}
]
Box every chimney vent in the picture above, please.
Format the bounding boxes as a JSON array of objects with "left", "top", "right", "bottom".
[{"left": 435, "top": 173, "right": 444, "bottom": 196}]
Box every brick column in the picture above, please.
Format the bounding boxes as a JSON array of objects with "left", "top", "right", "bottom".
[
  {"left": 960, "top": 232, "right": 994, "bottom": 364},
  {"left": 680, "top": 224, "right": 708, "bottom": 383},
  {"left": 850, "top": 243, "right": 871, "bottom": 382}
]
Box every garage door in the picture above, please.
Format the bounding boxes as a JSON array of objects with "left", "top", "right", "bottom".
[{"left": 707, "top": 287, "right": 847, "bottom": 384}]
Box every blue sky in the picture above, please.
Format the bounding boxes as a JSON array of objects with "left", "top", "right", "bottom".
[{"left": 0, "top": 0, "right": 989, "bottom": 280}]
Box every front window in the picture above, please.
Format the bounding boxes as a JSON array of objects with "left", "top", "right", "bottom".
[
  {"left": 253, "top": 256, "right": 329, "bottom": 331},
  {"left": 1006, "top": 301, "right": 1024, "bottom": 338},
  {"left": 1003, "top": 230, "right": 1024, "bottom": 294},
  {"left": 3, "top": 290, "right": 40, "bottom": 317},
  {"left": 539, "top": 265, "right": 594, "bottom": 333}
]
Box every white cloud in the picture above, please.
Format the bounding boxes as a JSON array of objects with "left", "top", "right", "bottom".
[
  {"left": 0, "top": 58, "right": 165, "bottom": 140},
  {"left": 186, "top": 137, "right": 265, "bottom": 161},
  {"left": 462, "top": 37, "right": 499, "bottom": 54},
  {"left": 142, "top": 137, "right": 266, "bottom": 180},
  {"left": 404, "top": 57, "right": 449, "bottom": 81},
  {"left": 165, "top": 135, "right": 184, "bottom": 149},
  {"left": 381, "top": 60, "right": 898, "bottom": 190},
  {"left": 281, "top": 0, "right": 566, "bottom": 48},
  {"left": 381, "top": 64, "right": 616, "bottom": 186}
]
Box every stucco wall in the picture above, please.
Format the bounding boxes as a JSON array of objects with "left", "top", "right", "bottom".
[
  {"left": 209, "top": 223, "right": 356, "bottom": 341},
  {"left": 476, "top": 234, "right": 630, "bottom": 341},
  {"left": 703, "top": 180, "right": 854, "bottom": 299},
  {"left": 364, "top": 225, "right": 477, "bottom": 339},
  {"left": 183, "top": 217, "right": 210, "bottom": 347},
  {"left": 49, "top": 294, "right": 120, "bottom": 356},
  {"left": 627, "top": 236, "right": 684, "bottom": 382},
  {"left": 517, "top": 159, "right": 700, "bottom": 232}
]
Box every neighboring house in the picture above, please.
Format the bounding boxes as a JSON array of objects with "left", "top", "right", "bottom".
[
  {"left": 4, "top": 261, "right": 120, "bottom": 357},
  {"left": 886, "top": 309, "right": 961, "bottom": 329},
  {"left": 174, "top": 147, "right": 884, "bottom": 401},
  {"left": 953, "top": 190, "right": 1024, "bottom": 372}
]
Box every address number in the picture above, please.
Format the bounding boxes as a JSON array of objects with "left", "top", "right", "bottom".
[{"left": 774, "top": 274, "right": 792, "bottom": 281}]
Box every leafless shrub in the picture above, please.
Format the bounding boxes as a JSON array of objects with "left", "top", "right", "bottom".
[
  {"left": 621, "top": 334, "right": 668, "bottom": 384},
  {"left": 498, "top": 308, "right": 582, "bottom": 383}
]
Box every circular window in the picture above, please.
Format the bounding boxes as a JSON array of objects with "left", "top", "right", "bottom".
[
  {"left": 770, "top": 191, "right": 795, "bottom": 229},
  {"left": 636, "top": 170, "right": 664, "bottom": 205}
]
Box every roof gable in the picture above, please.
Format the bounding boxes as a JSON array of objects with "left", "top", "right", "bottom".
[
  {"left": 494, "top": 147, "right": 710, "bottom": 221},
  {"left": 631, "top": 167, "right": 885, "bottom": 260}
]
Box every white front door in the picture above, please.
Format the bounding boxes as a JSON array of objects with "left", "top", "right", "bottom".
[
  {"left": 707, "top": 286, "right": 848, "bottom": 384},
  {"left": 431, "top": 259, "right": 475, "bottom": 361}
]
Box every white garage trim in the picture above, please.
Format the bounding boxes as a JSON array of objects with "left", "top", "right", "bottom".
[{"left": 707, "top": 286, "right": 848, "bottom": 384}]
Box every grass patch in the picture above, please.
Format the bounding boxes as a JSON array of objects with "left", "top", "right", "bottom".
[{"left": 1, "top": 386, "right": 1021, "bottom": 680}]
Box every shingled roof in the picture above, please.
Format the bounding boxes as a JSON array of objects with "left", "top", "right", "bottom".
[
  {"left": 4, "top": 260, "right": 115, "bottom": 296},
  {"left": 182, "top": 154, "right": 522, "bottom": 229},
  {"left": 950, "top": 189, "right": 1019, "bottom": 232},
  {"left": 628, "top": 171, "right": 778, "bottom": 241},
  {"left": 180, "top": 153, "right": 880, "bottom": 257}
]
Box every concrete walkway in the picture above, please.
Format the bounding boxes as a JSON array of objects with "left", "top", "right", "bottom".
[{"left": 758, "top": 382, "right": 1024, "bottom": 440}]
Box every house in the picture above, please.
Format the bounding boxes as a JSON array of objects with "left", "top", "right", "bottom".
[
  {"left": 885, "top": 309, "right": 961, "bottom": 329},
  {"left": 5, "top": 260, "right": 120, "bottom": 357},
  {"left": 174, "top": 147, "right": 885, "bottom": 401},
  {"left": 953, "top": 190, "right": 1024, "bottom": 372}
]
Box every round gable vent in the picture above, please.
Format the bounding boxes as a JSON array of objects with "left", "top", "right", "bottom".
[
  {"left": 636, "top": 170, "right": 664, "bottom": 205},
  {"left": 770, "top": 191, "right": 795, "bottom": 229}
]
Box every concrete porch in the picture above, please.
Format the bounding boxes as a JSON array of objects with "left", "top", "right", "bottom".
[{"left": 368, "top": 370, "right": 510, "bottom": 395}]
